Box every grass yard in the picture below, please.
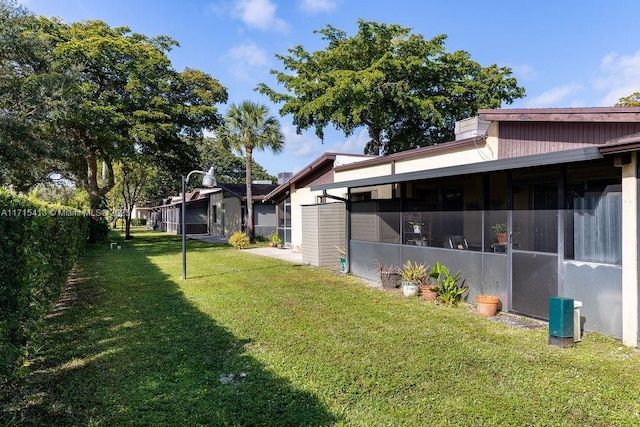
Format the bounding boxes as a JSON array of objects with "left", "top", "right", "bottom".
[{"left": 3, "top": 229, "right": 640, "bottom": 426}]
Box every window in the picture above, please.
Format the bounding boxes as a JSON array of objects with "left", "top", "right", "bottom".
[{"left": 565, "top": 162, "right": 621, "bottom": 265}]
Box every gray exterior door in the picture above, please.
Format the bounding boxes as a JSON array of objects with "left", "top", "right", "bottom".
[{"left": 511, "top": 182, "right": 559, "bottom": 319}]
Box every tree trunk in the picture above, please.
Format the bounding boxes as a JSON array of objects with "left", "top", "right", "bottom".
[
  {"left": 86, "top": 147, "right": 102, "bottom": 209},
  {"left": 367, "top": 125, "right": 382, "bottom": 155},
  {"left": 124, "top": 206, "right": 134, "bottom": 240},
  {"left": 245, "top": 146, "right": 254, "bottom": 242},
  {"left": 85, "top": 146, "right": 115, "bottom": 210}
]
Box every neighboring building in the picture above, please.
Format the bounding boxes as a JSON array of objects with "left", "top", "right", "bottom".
[
  {"left": 151, "top": 183, "right": 278, "bottom": 239},
  {"left": 150, "top": 189, "right": 220, "bottom": 234},
  {"left": 209, "top": 183, "right": 278, "bottom": 239},
  {"left": 263, "top": 153, "right": 373, "bottom": 256},
  {"left": 131, "top": 202, "right": 153, "bottom": 221},
  {"left": 311, "top": 107, "right": 640, "bottom": 346}
]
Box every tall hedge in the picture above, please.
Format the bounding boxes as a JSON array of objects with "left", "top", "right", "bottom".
[{"left": 0, "top": 189, "right": 88, "bottom": 385}]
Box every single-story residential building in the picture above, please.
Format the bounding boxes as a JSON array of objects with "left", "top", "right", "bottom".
[
  {"left": 150, "top": 188, "right": 220, "bottom": 234},
  {"left": 311, "top": 107, "right": 640, "bottom": 347},
  {"left": 151, "top": 183, "right": 278, "bottom": 239},
  {"left": 263, "top": 153, "right": 373, "bottom": 259},
  {"left": 208, "top": 183, "right": 278, "bottom": 239}
]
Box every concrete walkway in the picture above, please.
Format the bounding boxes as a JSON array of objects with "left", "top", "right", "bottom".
[
  {"left": 187, "top": 234, "right": 306, "bottom": 265},
  {"left": 243, "top": 247, "right": 306, "bottom": 265}
]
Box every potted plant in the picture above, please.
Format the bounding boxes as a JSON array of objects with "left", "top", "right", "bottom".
[
  {"left": 375, "top": 261, "right": 401, "bottom": 289},
  {"left": 476, "top": 295, "right": 500, "bottom": 316},
  {"left": 336, "top": 246, "right": 346, "bottom": 272},
  {"left": 475, "top": 281, "right": 501, "bottom": 316},
  {"left": 409, "top": 219, "right": 423, "bottom": 233},
  {"left": 430, "top": 261, "right": 468, "bottom": 306},
  {"left": 420, "top": 277, "right": 439, "bottom": 302},
  {"left": 399, "top": 260, "right": 427, "bottom": 297},
  {"left": 269, "top": 232, "right": 281, "bottom": 248},
  {"left": 492, "top": 223, "right": 508, "bottom": 244}
]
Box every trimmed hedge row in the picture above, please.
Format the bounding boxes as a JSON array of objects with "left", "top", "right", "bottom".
[{"left": 0, "top": 189, "right": 88, "bottom": 385}]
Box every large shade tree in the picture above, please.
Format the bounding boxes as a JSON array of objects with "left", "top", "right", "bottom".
[
  {"left": 1, "top": 8, "right": 228, "bottom": 209},
  {"left": 217, "top": 101, "right": 284, "bottom": 241},
  {"left": 258, "top": 20, "right": 525, "bottom": 155},
  {"left": 0, "top": 0, "right": 61, "bottom": 189}
]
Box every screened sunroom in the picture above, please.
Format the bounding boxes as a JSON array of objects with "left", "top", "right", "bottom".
[{"left": 313, "top": 147, "right": 625, "bottom": 339}]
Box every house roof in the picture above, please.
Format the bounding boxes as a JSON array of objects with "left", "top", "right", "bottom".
[
  {"left": 311, "top": 146, "right": 604, "bottom": 191},
  {"left": 263, "top": 152, "right": 373, "bottom": 201},
  {"left": 152, "top": 188, "right": 222, "bottom": 209},
  {"left": 600, "top": 132, "right": 640, "bottom": 154},
  {"left": 218, "top": 183, "right": 278, "bottom": 201},
  {"left": 478, "top": 107, "right": 640, "bottom": 122}
]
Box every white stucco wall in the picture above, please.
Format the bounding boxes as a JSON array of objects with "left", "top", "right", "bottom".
[
  {"left": 394, "top": 142, "right": 497, "bottom": 174},
  {"left": 333, "top": 131, "right": 499, "bottom": 183},
  {"left": 334, "top": 163, "right": 393, "bottom": 182}
]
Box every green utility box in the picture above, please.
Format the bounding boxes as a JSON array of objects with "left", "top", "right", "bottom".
[{"left": 549, "top": 297, "right": 574, "bottom": 347}]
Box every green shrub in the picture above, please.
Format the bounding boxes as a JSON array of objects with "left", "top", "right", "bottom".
[
  {"left": 228, "top": 231, "right": 250, "bottom": 249},
  {"left": 0, "top": 189, "right": 87, "bottom": 386},
  {"left": 131, "top": 218, "right": 147, "bottom": 226},
  {"left": 254, "top": 234, "right": 268, "bottom": 242}
]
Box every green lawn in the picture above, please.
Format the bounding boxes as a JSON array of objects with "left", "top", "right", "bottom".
[{"left": 4, "top": 229, "right": 640, "bottom": 426}]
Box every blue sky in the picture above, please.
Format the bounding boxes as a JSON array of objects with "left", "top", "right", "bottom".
[{"left": 18, "top": 0, "right": 640, "bottom": 176}]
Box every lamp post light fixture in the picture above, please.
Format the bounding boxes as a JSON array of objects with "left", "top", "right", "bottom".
[{"left": 182, "top": 166, "right": 216, "bottom": 279}]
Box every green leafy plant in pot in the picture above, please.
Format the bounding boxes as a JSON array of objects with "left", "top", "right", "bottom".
[
  {"left": 430, "top": 261, "right": 468, "bottom": 306},
  {"left": 399, "top": 260, "right": 427, "bottom": 297},
  {"left": 336, "top": 246, "right": 346, "bottom": 272},
  {"left": 492, "top": 223, "right": 508, "bottom": 244}
]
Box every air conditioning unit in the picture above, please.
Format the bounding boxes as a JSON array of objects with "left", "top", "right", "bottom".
[{"left": 454, "top": 116, "right": 491, "bottom": 140}]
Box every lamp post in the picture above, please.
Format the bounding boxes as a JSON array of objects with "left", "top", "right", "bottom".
[{"left": 182, "top": 166, "right": 216, "bottom": 279}]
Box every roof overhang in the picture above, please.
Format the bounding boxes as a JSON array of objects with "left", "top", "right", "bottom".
[
  {"left": 311, "top": 147, "right": 604, "bottom": 191},
  {"left": 479, "top": 107, "right": 640, "bottom": 122}
]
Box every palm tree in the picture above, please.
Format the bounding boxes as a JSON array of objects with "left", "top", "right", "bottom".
[{"left": 218, "top": 101, "right": 284, "bottom": 241}]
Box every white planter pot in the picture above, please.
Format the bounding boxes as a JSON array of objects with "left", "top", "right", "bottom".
[
  {"left": 401, "top": 282, "right": 420, "bottom": 297},
  {"left": 413, "top": 225, "right": 421, "bottom": 233}
]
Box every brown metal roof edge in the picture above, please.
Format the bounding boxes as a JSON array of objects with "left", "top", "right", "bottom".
[
  {"left": 332, "top": 136, "right": 486, "bottom": 172},
  {"left": 479, "top": 107, "right": 640, "bottom": 122},
  {"left": 600, "top": 133, "right": 640, "bottom": 154},
  {"left": 262, "top": 152, "right": 373, "bottom": 201}
]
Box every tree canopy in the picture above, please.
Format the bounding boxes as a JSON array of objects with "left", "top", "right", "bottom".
[
  {"left": 258, "top": 20, "right": 525, "bottom": 155},
  {"left": 0, "top": 1, "right": 228, "bottom": 208},
  {"left": 197, "top": 138, "right": 275, "bottom": 184},
  {"left": 615, "top": 92, "right": 640, "bottom": 107}
]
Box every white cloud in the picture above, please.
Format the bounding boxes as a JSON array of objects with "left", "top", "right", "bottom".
[
  {"left": 225, "top": 41, "right": 269, "bottom": 80},
  {"left": 299, "top": 0, "right": 337, "bottom": 14},
  {"left": 526, "top": 84, "right": 583, "bottom": 108},
  {"left": 231, "top": 0, "right": 289, "bottom": 32},
  {"left": 512, "top": 63, "right": 537, "bottom": 81},
  {"left": 324, "top": 128, "right": 369, "bottom": 154},
  {"left": 281, "top": 125, "right": 322, "bottom": 158},
  {"left": 594, "top": 50, "right": 640, "bottom": 106}
]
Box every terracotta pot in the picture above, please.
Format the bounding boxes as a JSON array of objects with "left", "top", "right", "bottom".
[
  {"left": 476, "top": 295, "right": 500, "bottom": 316},
  {"left": 496, "top": 233, "right": 508, "bottom": 244},
  {"left": 420, "top": 285, "right": 438, "bottom": 301}
]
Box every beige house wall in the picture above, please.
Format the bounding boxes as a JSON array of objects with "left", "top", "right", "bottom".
[
  {"left": 334, "top": 163, "right": 392, "bottom": 183},
  {"left": 334, "top": 132, "right": 499, "bottom": 184},
  {"left": 210, "top": 196, "right": 242, "bottom": 237},
  {"left": 394, "top": 142, "right": 497, "bottom": 174}
]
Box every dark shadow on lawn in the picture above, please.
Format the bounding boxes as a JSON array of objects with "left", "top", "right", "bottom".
[{"left": 7, "top": 233, "right": 338, "bottom": 426}]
